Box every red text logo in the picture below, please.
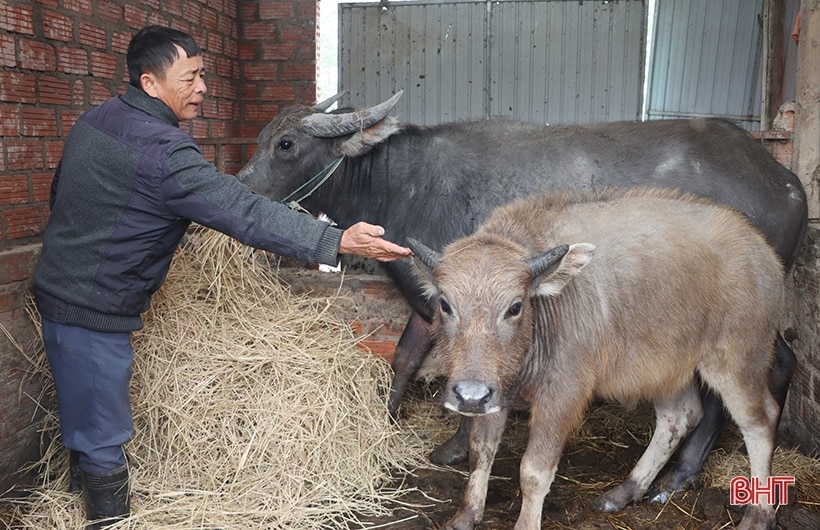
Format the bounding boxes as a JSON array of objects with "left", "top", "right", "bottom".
[{"left": 729, "top": 476, "right": 794, "bottom": 505}]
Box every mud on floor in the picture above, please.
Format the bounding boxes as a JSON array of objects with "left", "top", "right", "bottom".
[{"left": 358, "top": 385, "right": 820, "bottom": 530}]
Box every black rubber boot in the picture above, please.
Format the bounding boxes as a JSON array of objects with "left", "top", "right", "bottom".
[
  {"left": 80, "top": 465, "right": 130, "bottom": 530},
  {"left": 69, "top": 450, "right": 82, "bottom": 493}
]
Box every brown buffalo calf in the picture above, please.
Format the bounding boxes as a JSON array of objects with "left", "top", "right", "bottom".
[{"left": 409, "top": 188, "right": 784, "bottom": 530}]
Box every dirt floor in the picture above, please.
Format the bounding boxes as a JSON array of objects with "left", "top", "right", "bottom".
[{"left": 358, "top": 384, "right": 820, "bottom": 530}]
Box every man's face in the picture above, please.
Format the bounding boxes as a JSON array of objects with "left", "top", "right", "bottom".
[{"left": 141, "top": 45, "right": 206, "bottom": 122}]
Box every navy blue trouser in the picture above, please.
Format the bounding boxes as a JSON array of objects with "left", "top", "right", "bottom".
[{"left": 41, "top": 318, "right": 134, "bottom": 474}]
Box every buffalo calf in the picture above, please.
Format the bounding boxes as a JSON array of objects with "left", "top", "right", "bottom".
[{"left": 409, "top": 188, "right": 784, "bottom": 530}]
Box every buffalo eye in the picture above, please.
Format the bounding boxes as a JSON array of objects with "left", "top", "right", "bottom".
[
  {"left": 277, "top": 139, "right": 294, "bottom": 151},
  {"left": 439, "top": 298, "right": 452, "bottom": 316},
  {"left": 506, "top": 301, "right": 523, "bottom": 318}
]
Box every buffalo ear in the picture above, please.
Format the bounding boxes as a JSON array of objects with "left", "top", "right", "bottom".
[
  {"left": 338, "top": 116, "right": 401, "bottom": 157},
  {"left": 407, "top": 238, "right": 441, "bottom": 299},
  {"left": 530, "top": 243, "right": 595, "bottom": 297}
]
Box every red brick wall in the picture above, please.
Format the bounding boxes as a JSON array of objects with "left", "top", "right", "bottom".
[{"left": 0, "top": 0, "right": 320, "bottom": 493}]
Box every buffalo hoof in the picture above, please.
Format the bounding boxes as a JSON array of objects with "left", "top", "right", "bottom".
[
  {"left": 735, "top": 504, "right": 776, "bottom": 530},
  {"left": 646, "top": 469, "right": 701, "bottom": 504},
  {"left": 429, "top": 437, "right": 469, "bottom": 466},
  {"left": 444, "top": 509, "right": 479, "bottom": 530},
  {"left": 589, "top": 479, "right": 641, "bottom": 513}
]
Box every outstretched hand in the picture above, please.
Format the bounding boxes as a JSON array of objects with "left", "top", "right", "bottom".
[{"left": 340, "top": 222, "right": 413, "bottom": 262}]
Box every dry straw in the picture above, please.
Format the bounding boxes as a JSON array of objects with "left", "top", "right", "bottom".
[{"left": 4, "top": 227, "right": 434, "bottom": 529}]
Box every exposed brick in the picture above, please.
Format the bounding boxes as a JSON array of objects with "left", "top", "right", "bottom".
[
  {"left": 89, "top": 81, "right": 114, "bottom": 105},
  {"left": 111, "top": 31, "right": 131, "bottom": 55},
  {"left": 0, "top": 244, "right": 38, "bottom": 284},
  {"left": 0, "top": 176, "right": 29, "bottom": 206},
  {"left": 356, "top": 338, "right": 396, "bottom": 362},
  {"left": 244, "top": 22, "right": 278, "bottom": 41},
  {"left": 63, "top": 0, "right": 93, "bottom": 16},
  {"left": 90, "top": 51, "right": 118, "bottom": 79},
  {"left": 42, "top": 10, "right": 73, "bottom": 43},
  {"left": 4, "top": 207, "right": 43, "bottom": 240},
  {"left": 260, "top": 83, "right": 295, "bottom": 101},
  {"left": 0, "top": 288, "right": 25, "bottom": 313},
  {"left": 38, "top": 75, "right": 71, "bottom": 106},
  {"left": 239, "top": 2, "right": 258, "bottom": 22},
  {"left": 78, "top": 21, "right": 107, "bottom": 50},
  {"left": 183, "top": 2, "right": 203, "bottom": 24},
  {"left": 0, "top": 105, "right": 20, "bottom": 136},
  {"left": 0, "top": 33, "right": 14, "bottom": 68},
  {"left": 31, "top": 172, "right": 53, "bottom": 202},
  {"left": 58, "top": 46, "right": 89, "bottom": 75},
  {"left": 59, "top": 109, "right": 84, "bottom": 135},
  {"left": 21, "top": 107, "right": 58, "bottom": 137},
  {"left": 218, "top": 13, "right": 236, "bottom": 37},
  {"left": 238, "top": 43, "right": 256, "bottom": 61},
  {"left": 44, "top": 140, "right": 63, "bottom": 169},
  {"left": 203, "top": 8, "right": 219, "bottom": 32},
  {"left": 200, "top": 99, "right": 218, "bottom": 119},
  {"left": 123, "top": 4, "right": 149, "bottom": 29},
  {"left": 6, "top": 139, "right": 43, "bottom": 171},
  {"left": 244, "top": 63, "right": 279, "bottom": 81},
  {"left": 97, "top": 0, "right": 124, "bottom": 22},
  {"left": 224, "top": 37, "right": 238, "bottom": 57},
  {"left": 281, "top": 62, "right": 314, "bottom": 81},
  {"left": 18, "top": 38, "right": 57, "bottom": 72},
  {"left": 259, "top": 3, "right": 293, "bottom": 20},
  {"left": 163, "top": 0, "right": 184, "bottom": 17},
  {"left": 243, "top": 103, "right": 279, "bottom": 122},
  {"left": 0, "top": 72, "right": 37, "bottom": 103},
  {"left": 212, "top": 79, "right": 238, "bottom": 101},
  {"left": 0, "top": 2, "right": 35, "bottom": 35},
  {"left": 261, "top": 42, "right": 296, "bottom": 61},
  {"left": 281, "top": 23, "right": 315, "bottom": 42},
  {"left": 239, "top": 124, "right": 263, "bottom": 139},
  {"left": 191, "top": 119, "right": 208, "bottom": 138}
]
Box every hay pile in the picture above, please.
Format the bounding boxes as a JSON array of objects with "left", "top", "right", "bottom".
[{"left": 6, "top": 228, "right": 433, "bottom": 529}]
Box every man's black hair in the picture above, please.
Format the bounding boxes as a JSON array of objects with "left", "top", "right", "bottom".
[{"left": 127, "top": 26, "right": 202, "bottom": 88}]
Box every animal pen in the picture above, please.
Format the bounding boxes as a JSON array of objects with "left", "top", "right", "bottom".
[{"left": 2, "top": 0, "right": 820, "bottom": 529}]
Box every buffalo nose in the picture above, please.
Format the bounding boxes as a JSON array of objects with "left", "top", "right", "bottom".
[{"left": 451, "top": 381, "right": 493, "bottom": 413}]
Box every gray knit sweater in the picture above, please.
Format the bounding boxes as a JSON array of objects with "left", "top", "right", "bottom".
[{"left": 34, "top": 85, "right": 343, "bottom": 332}]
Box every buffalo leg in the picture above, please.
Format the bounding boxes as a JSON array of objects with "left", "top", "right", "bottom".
[
  {"left": 592, "top": 385, "right": 702, "bottom": 512},
  {"left": 444, "top": 409, "right": 508, "bottom": 530},
  {"left": 649, "top": 334, "right": 795, "bottom": 503},
  {"left": 388, "top": 312, "right": 472, "bottom": 465},
  {"left": 388, "top": 312, "right": 434, "bottom": 418},
  {"left": 430, "top": 416, "right": 472, "bottom": 465}
]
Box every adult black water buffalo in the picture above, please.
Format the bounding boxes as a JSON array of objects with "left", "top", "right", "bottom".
[{"left": 236, "top": 91, "right": 807, "bottom": 502}]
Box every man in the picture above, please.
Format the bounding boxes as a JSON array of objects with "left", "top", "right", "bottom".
[{"left": 33, "top": 25, "right": 411, "bottom": 529}]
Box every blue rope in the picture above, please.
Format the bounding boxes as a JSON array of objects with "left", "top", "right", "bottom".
[{"left": 278, "top": 156, "right": 345, "bottom": 208}]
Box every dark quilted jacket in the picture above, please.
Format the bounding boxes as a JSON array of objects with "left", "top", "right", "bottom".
[{"left": 34, "top": 85, "right": 342, "bottom": 332}]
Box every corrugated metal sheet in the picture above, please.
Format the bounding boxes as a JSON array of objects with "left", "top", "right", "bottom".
[
  {"left": 338, "top": 0, "right": 645, "bottom": 126},
  {"left": 339, "top": 0, "right": 764, "bottom": 130},
  {"left": 488, "top": 0, "right": 644, "bottom": 125},
  {"left": 646, "top": 0, "right": 764, "bottom": 129}
]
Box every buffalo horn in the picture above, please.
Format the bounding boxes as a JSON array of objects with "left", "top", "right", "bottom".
[
  {"left": 301, "top": 90, "right": 404, "bottom": 138},
  {"left": 407, "top": 237, "right": 441, "bottom": 269},
  {"left": 525, "top": 245, "right": 570, "bottom": 277},
  {"left": 313, "top": 90, "right": 348, "bottom": 112}
]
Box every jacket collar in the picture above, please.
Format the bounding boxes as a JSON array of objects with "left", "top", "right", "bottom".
[{"left": 120, "top": 84, "right": 180, "bottom": 127}]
